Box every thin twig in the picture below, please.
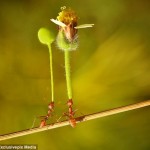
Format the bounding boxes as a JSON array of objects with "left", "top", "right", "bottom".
[{"left": 0, "top": 100, "right": 150, "bottom": 141}]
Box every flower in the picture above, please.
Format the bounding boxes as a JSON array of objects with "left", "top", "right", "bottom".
[{"left": 50, "top": 6, "right": 94, "bottom": 51}]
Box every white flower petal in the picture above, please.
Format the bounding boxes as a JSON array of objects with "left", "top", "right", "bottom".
[
  {"left": 75, "top": 24, "right": 94, "bottom": 29},
  {"left": 50, "top": 19, "right": 66, "bottom": 27}
]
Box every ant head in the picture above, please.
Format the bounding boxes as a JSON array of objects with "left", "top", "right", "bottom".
[
  {"left": 67, "top": 99, "right": 73, "bottom": 106},
  {"left": 48, "top": 102, "right": 54, "bottom": 109}
]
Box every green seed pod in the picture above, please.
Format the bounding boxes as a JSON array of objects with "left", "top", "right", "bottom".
[
  {"left": 37, "top": 27, "right": 55, "bottom": 102},
  {"left": 56, "top": 29, "right": 78, "bottom": 51},
  {"left": 38, "top": 28, "right": 55, "bottom": 45}
]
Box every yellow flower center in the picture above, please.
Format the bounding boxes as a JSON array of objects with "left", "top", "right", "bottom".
[{"left": 57, "top": 7, "right": 78, "bottom": 26}]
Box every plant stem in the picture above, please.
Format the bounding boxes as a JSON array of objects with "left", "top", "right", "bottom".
[
  {"left": 48, "top": 44, "right": 54, "bottom": 102},
  {"left": 64, "top": 50, "right": 72, "bottom": 99},
  {"left": 0, "top": 100, "right": 150, "bottom": 141}
]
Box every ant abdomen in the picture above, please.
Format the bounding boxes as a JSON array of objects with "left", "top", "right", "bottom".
[
  {"left": 40, "top": 119, "right": 46, "bottom": 128},
  {"left": 69, "top": 118, "right": 76, "bottom": 128}
]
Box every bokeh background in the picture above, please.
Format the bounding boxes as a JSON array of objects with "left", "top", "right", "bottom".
[{"left": 0, "top": 0, "right": 150, "bottom": 149}]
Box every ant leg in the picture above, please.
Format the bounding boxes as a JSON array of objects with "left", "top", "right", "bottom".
[
  {"left": 56, "top": 116, "right": 62, "bottom": 123},
  {"left": 72, "top": 109, "right": 78, "bottom": 116},
  {"left": 56, "top": 112, "right": 69, "bottom": 122},
  {"left": 30, "top": 116, "right": 38, "bottom": 129}
]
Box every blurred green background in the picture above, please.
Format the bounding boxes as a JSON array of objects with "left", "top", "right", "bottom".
[{"left": 0, "top": 0, "right": 150, "bottom": 150}]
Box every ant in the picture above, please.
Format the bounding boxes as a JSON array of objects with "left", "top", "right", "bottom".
[
  {"left": 39, "top": 101, "right": 54, "bottom": 128},
  {"left": 63, "top": 99, "right": 77, "bottom": 128}
]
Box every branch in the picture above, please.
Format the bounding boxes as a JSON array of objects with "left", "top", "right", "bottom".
[{"left": 0, "top": 100, "right": 150, "bottom": 141}]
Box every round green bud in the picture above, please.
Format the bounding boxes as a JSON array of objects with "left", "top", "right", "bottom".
[{"left": 38, "top": 28, "right": 55, "bottom": 45}]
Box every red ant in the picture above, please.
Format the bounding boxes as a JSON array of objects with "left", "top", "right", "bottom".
[
  {"left": 39, "top": 101, "right": 54, "bottom": 128},
  {"left": 63, "top": 99, "right": 77, "bottom": 128}
]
